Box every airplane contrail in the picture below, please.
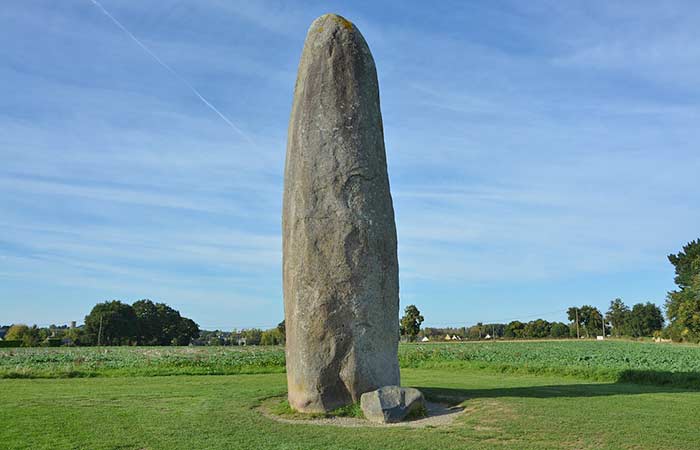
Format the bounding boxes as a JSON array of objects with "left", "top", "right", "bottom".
[{"left": 88, "top": 0, "right": 251, "bottom": 143}]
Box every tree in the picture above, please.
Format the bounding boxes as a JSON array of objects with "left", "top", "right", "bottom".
[
  {"left": 568, "top": 305, "right": 605, "bottom": 337},
  {"left": 666, "top": 239, "right": 700, "bottom": 342},
  {"left": 628, "top": 302, "right": 664, "bottom": 337},
  {"left": 173, "top": 318, "right": 200, "bottom": 346},
  {"left": 132, "top": 299, "right": 199, "bottom": 346},
  {"left": 399, "top": 305, "right": 424, "bottom": 341},
  {"left": 242, "top": 328, "right": 263, "bottom": 345},
  {"left": 84, "top": 301, "right": 137, "bottom": 345},
  {"left": 276, "top": 320, "right": 286, "bottom": 345},
  {"left": 132, "top": 299, "right": 162, "bottom": 345},
  {"left": 667, "top": 286, "right": 700, "bottom": 342},
  {"left": 550, "top": 322, "right": 570, "bottom": 338},
  {"left": 260, "top": 328, "right": 284, "bottom": 345},
  {"left": 64, "top": 327, "right": 87, "bottom": 346},
  {"left": 483, "top": 323, "right": 505, "bottom": 339},
  {"left": 668, "top": 239, "right": 700, "bottom": 289},
  {"left": 585, "top": 305, "right": 607, "bottom": 337},
  {"left": 504, "top": 321, "right": 524, "bottom": 339},
  {"left": 421, "top": 327, "right": 441, "bottom": 339},
  {"left": 567, "top": 307, "right": 582, "bottom": 338},
  {"left": 606, "top": 298, "right": 631, "bottom": 337},
  {"left": 523, "top": 319, "right": 551, "bottom": 338},
  {"left": 4, "top": 324, "right": 41, "bottom": 347},
  {"left": 4, "top": 324, "right": 29, "bottom": 341},
  {"left": 467, "top": 324, "right": 482, "bottom": 340},
  {"left": 156, "top": 302, "right": 187, "bottom": 344},
  {"left": 208, "top": 334, "right": 224, "bottom": 346}
]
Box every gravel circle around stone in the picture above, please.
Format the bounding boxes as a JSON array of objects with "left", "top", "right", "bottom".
[{"left": 259, "top": 399, "right": 465, "bottom": 428}]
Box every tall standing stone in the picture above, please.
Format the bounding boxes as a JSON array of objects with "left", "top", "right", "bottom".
[{"left": 283, "top": 13, "right": 400, "bottom": 413}]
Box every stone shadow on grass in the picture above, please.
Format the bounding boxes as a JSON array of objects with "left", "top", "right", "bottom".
[
  {"left": 617, "top": 369, "right": 700, "bottom": 389},
  {"left": 417, "top": 376, "right": 699, "bottom": 406}
]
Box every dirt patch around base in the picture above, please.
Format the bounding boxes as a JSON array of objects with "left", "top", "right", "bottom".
[{"left": 259, "top": 397, "right": 465, "bottom": 428}]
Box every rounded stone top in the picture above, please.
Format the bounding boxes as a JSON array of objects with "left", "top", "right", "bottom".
[
  {"left": 307, "top": 13, "right": 358, "bottom": 38},
  {"left": 303, "top": 13, "right": 371, "bottom": 58}
]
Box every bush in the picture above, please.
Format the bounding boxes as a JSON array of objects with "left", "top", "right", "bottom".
[
  {"left": 242, "top": 329, "right": 263, "bottom": 346},
  {"left": 4, "top": 324, "right": 29, "bottom": 341},
  {"left": 260, "top": 329, "right": 284, "bottom": 345},
  {"left": 0, "top": 340, "right": 22, "bottom": 348},
  {"left": 5, "top": 324, "right": 42, "bottom": 347},
  {"left": 45, "top": 338, "right": 62, "bottom": 347}
]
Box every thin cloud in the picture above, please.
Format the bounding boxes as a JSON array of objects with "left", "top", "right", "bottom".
[{"left": 88, "top": 0, "right": 252, "bottom": 143}]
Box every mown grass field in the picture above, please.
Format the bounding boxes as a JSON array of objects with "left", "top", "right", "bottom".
[
  {"left": 2, "top": 340, "right": 700, "bottom": 449},
  {"left": 2, "top": 368, "right": 700, "bottom": 449}
]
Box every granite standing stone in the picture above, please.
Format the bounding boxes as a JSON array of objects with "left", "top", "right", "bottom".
[{"left": 283, "top": 13, "right": 400, "bottom": 413}]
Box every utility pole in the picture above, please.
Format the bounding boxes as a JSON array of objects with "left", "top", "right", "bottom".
[
  {"left": 97, "top": 314, "right": 103, "bottom": 346},
  {"left": 575, "top": 309, "right": 580, "bottom": 339},
  {"left": 601, "top": 312, "right": 606, "bottom": 339}
]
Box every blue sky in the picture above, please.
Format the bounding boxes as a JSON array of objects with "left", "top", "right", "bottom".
[{"left": 2, "top": 0, "right": 699, "bottom": 329}]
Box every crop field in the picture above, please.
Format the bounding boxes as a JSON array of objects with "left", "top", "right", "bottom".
[
  {"left": 3, "top": 340, "right": 700, "bottom": 387},
  {"left": 400, "top": 340, "right": 700, "bottom": 387},
  {"left": 0, "top": 345, "right": 286, "bottom": 378}
]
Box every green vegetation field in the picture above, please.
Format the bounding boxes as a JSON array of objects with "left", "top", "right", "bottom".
[
  {"left": 2, "top": 341, "right": 700, "bottom": 449},
  {"left": 3, "top": 340, "right": 700, "bottom": 387}
]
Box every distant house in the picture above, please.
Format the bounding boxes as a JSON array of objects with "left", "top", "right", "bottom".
[
  {"left": 237, "top": 337, "right": 247, "bottom": 346},
  {"left": 421, "top": 336, "right": 430, "bottom": 342},
  {"left": 451, "top": 335, "right": 462, "bottom": 341},
  {"left": 484, "top": 334, "right": 492, "bottom": 340},
  {"left": 0, "top": 327, "right": 8, "bottom": 341},
  {"left": 444, "top": 334, "right": 452, "bottom": 341}
]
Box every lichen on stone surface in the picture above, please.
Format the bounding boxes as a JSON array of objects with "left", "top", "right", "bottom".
[{"left": 332, "top": 15, "right": 354, "bottom": 30}]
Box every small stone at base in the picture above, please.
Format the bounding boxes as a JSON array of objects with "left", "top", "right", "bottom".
[{"left": 360, "top": 386, "right": 426, "bottom": 424}]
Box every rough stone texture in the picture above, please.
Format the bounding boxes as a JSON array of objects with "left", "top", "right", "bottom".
[
  {"left": 360, "top": 386, "right": 426, "bottom": 424},
  {"left": 283, "top": 13, "right": 400, "bottom": 413}
]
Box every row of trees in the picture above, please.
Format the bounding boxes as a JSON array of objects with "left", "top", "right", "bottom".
[
  {"left": 198, "top": 322, "right": 285, "bottom": 346},
  {"left": 1, "top": 324, "right": 76, "bottom": 347},
  {"left": 420, "top": 320, "right": 572, "bottom": 340},
  {"left": 2, "top": 306, "right": 288, "bottom": 348},
  {"left": 402, "top": 301, "right": 665, "bottom": 341},
  {"left": 503, "top": 320, "right": 571, "bottom": 339},
  {"left": 82, "top": 300, "right": 200, "bottom": 346},
  {"left": 604, "top": 300, "right": 664, "bottom": 338},
  {"left": 564, "top": 301, "right": 664, "bottom": 339},
  {"left": 2, "top": 300, "right": 200, "bottom": 347}
]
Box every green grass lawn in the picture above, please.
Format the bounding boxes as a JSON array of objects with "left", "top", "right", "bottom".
[{"left": 2, "top": 367, "right": 699, "bottom": 450}]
